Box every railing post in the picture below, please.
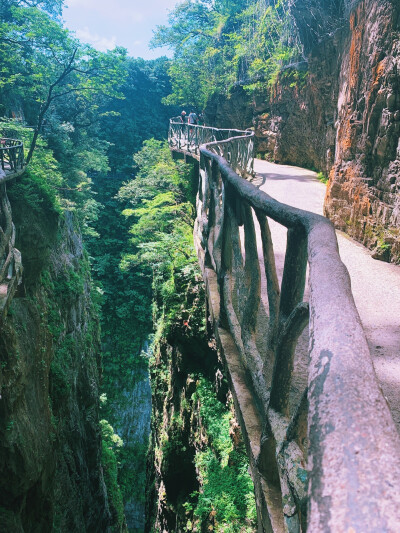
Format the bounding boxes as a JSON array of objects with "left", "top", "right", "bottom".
[
  {"left": 268, "top": 226, "right": 308, "bottom": 415},
  {"left": 279, "top": 227, "right": 308, "bottom": 321}
]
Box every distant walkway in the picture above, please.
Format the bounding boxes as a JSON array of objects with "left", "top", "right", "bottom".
[
  {"left": 254, "top": 159, "right": 400, "bottom": 429},
  {"left": 0, "top": 138, "right": 25, "bottom": 181},
  {"left": 0, "top": 137, "right": 25, "bottom": 319}
]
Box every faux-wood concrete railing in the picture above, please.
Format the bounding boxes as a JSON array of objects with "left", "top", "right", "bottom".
[
  {"left": 0, "top": 138, "right": 25, "bottom": 180},
  {"left": 0, "top": 138, "right": 25, "bottom": 318},
  {"left": 169, "top": 117, "right": 254, "bottom": 177},
  {"left": 169, "top": 119, "right": 400, "bottom": 532}
]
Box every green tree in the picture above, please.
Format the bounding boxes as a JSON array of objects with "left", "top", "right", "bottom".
[
  {"left": 118, "top": 139, "right": 197, "bottom": 325},
  {"left": 0, "top": 3, "right": 126, "bottom": 163},
  {"left": 151, "top": 0, "right": 303, "bottom": 107}
]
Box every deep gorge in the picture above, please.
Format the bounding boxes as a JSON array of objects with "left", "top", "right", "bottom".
[{"left": 0, "top": 0, "right": 399, "bottom": 531}]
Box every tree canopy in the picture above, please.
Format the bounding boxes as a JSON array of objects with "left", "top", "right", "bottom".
[
  {"left": 0, "top": 2, "right": 127, "bottom": 163},
  {"left": 151, "top": 0, "right": 303, "bottom": 109}
]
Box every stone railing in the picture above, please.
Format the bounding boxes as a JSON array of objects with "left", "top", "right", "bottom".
[
  {"left": 169, "top": 121, "right": 400, "bottom": 531},
  {"left": 0, "top": 138, "right": 25, "bottom": 318}
]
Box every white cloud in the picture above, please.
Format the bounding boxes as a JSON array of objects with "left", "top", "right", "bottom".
[
  {"left": 63, "top": 0, "right": 179, "bottom": 59},
  {"left": 65, "top": 0, "right": 144, "bottom": 23},
  {"left": 75, "top": 27, "right": 117, "bottom": 52}
]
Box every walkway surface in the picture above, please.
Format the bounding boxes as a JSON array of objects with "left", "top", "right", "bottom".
[{"left": 253, "top": 159, "right": 400, "bottom": 430}]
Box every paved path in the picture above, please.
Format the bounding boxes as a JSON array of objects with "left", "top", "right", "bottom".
[{"left": 254, "top": 159, "right": 400, "bottom": 430}]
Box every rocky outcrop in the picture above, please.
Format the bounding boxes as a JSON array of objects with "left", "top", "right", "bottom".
[
  {"left": 263, "top": 0, "right": 400, "bottom": 261},
  {"left": 146, "top": 280, "right": 219, "bottom": 532},
  {"left": 0, "top": 182, "right": 110, "bottom": 531},
  {"left": 147, "top": 334, "right": 203, "bottom": 533},
  {"left": 205, "top": 86, "right": 254, "bottom": 130}
]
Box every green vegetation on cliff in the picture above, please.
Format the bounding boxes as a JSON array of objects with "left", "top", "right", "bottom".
[
  {"left": 152, "top": 0, "right": 302, "bottom": 108},
  {"left": 118, "top": 139, "right": 198, "bottom": 328},
  {"left": 0, "top": 149, "right": 110, "bottom": 529},
  {"left": 148, "top": 276, "right": 257, "bottom": 532},
  {"left": 118, "top": 143, "right": 258, "bottom": 532},
  {"left": 0, "top": 34, "right": 175, "bottom": 533},
  {"left": 0, "top": 1, "right": 278, "bottom": 530},
  {"left": 189, "top": 379, "right": 257, "bottom": 531},
  {"left": 2, "top": 0, "right": 178, "bottom": 524}
]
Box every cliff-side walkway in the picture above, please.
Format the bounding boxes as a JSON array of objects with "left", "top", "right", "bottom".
[
  {"left": 0, "top": 138, "right": 25, "bottom": 318},
  {"left": 169, "top": 118, "right": 400, "bottom": 532},
  {"left": 254, "top": 159, "right": 400, "bottom": 430}
]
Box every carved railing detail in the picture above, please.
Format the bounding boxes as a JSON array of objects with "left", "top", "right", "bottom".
[
  {"left": 169, "top": 120, "right": 400, "bottom": 531},
  {"left": 0, "top": 138, "right": 25, "bottom": 318}
]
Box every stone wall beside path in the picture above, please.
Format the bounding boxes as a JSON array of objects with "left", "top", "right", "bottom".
[{"left": 206, "top": 0, "right": 400, "bottom": 263}]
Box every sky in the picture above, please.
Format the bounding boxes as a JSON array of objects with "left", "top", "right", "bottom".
[{"left": 62, "top": 0, "right": 179, "bottom": 60}]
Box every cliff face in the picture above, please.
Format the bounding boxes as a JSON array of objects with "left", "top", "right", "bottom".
[
  {"left": 0, "top": 183, "right": 110, "bottom": 531},
  {"left": 146, "top": 276, "right": 257, "bottom": 533},
  {"left": 206, "top": 0, "right": 400, "bottom": 262},
  {"left": 324, "top": 0, "right": 400, "bottom": 261},
  {"left": 146, "top": 279, "right": 219, "bottom": 532}
]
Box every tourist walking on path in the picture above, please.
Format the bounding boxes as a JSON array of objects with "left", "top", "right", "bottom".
[
  {"left": 188, "top": 111, "right": 198, "bottom": 125},
  {"left": 188, "top": 110, "right": 198, "bottom": 135},
  {"left": 180, "top": 110, "right": 186, "bottom": 123}
]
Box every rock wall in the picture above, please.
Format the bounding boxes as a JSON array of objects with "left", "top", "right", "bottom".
[
  {"left": 324, "top": 0, "right": 400, "bottom": 261},
  {"left": 206, "top": 0, "right": 400, "bottom": 262},
  {"left": 268, "top": 0, "right": 400, "bottom": 263},
  {"left": 146, "top": 277, "right": 257, "bottom": 532},
  {"left": 0, "top": 183, "right": 110, "bottom": 531},
  {"left": 146, "top": 282, "right": 220, "bottom": 532}
]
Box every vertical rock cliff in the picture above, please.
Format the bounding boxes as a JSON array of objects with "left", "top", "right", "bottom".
[
  {"left": 271, "top": 0, "right": 400, "bottom": 261},
  {"left": 0, "top": 178, "right": 110, "bottom": 531},
  {"left": 206, "top": 0, "right": 400, "bottom": 262},
  {"left": 324, "top": 0, "right": 400, "bottom": 261}
]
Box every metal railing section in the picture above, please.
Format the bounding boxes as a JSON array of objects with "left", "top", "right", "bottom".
[
  {"left": 169, "top": 119, "right": 400, "bottom": 531},
  {"left": 0, "top": 138, "right": 25, "bottom": 178}
]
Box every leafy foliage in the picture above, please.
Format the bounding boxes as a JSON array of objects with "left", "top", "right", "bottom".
[
  {"left": 1, "top": 0, "right": 274, "bottom": 527},
  {"left": 86, "top": 174, "right": 152, "bottom": 404},
  {"left": 151, "top": 0, "right": 303, "bottom": 108},
  {"left": 189, "top": 379, "right": 257, "bottom": 532},
  {"left": 100, "top": 419, "right": 126, "bottom": 530},
  {"left": 0, "top": 2, "right": 127, "bottom": 163},
  {"left": 117, "top": 139, "right": 198, "bottom": 328}
]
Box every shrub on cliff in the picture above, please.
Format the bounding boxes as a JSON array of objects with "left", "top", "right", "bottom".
[{"left": 118, "top": 139, "right": 198, "bottom": 329}]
